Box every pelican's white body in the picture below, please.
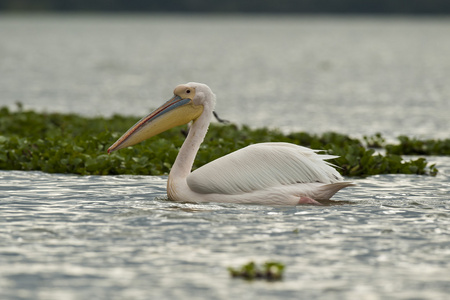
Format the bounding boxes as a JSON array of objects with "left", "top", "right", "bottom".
[{"left": 109, "top": 82, "right": 353, "bottom": 205}]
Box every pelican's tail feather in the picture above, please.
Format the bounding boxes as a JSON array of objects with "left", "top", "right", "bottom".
[{"left": 313, "top": 182, "right": 355, "bottom": 200}]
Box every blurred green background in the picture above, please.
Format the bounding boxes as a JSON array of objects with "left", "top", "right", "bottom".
[{"left": 1, "top": 0, "right": 450, "bottom": 14}]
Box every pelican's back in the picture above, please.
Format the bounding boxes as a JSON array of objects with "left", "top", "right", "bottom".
[{"left": 187, "top": 142, "right": 343, "bottom": 195}]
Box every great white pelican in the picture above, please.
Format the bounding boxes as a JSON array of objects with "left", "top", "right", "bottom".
[{"left": 108, "top": 82, "right": 353, "bottom": 205}]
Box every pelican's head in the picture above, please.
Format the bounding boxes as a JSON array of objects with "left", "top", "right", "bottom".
[{"left": 107, "top": 82, "right": 215, "bottom": 153}]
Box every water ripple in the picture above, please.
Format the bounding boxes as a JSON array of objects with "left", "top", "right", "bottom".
[{"left": 0, "top": 164, "right": 449, "bottom": 299}]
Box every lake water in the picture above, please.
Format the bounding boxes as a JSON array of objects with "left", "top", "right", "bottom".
[
  {"left": 0, "top": 14, "right": 449, "bottom": 300},
  {"left": 1, "top": 14, "right": 449, "bottom": 139}
]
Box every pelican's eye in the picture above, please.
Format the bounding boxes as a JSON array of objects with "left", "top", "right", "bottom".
[{"left": 173, "top": 84, "right": 195, "bottom": 99}]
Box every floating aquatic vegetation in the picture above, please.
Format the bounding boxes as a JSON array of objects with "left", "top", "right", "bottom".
[
  {"left": 228, "top": 261, "right": 285, "bottom": 281},
  {"left": 327, "top": 144, "right": 437, "bottom": 177},
  {"left": 385, "top": 135, "right": 450, "bottom": 156},
  {"left": 0, "top": 106, "right": 440, "bottom": 176},
  {"left": 363, "top": 132, "right": 449, "bottom": 156},
  {"left": 363, "top": 132, "right": 386, "bottom": 148}
]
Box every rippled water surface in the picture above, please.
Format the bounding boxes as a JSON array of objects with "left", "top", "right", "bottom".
[
  {"left": 1, "top": 157, "right": 449, "bottom": 299},
  {"left": 0, "top": 15, "right": 450, "bottom": 299}
]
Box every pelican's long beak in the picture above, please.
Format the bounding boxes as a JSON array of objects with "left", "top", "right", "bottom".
[{"left": 108, "top": 87, "right": 203, "bottom": 153}]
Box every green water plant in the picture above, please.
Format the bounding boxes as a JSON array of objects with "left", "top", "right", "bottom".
[
  {"left": 385, "top": 136, "right": 450, "bottom": 156},
  {"left": 228, "top": 261, "right": 285, "bottom": 281},
  {"left": 362, "top": 132, "right": 450, "bottom": 156},
  {"left": 327, "top": 144, "right": 437, "bottom": 176},
  {"left": 363, "top": 132, "right": 386, "bottom": 148},
  {"left": 0, "top": 106, "right": 440, "bottom": 176}
]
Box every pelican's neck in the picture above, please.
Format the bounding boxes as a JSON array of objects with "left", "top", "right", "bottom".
[{"left": 169, "top": 106, "right": 212, "bottom": 181}]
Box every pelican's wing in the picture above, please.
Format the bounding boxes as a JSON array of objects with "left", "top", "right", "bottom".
[{"left": 187, "top": 142, "right": 343, "bottom": 195}]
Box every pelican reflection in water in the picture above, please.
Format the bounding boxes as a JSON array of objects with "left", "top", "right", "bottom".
[{"left": 108, "top": 82, "right": 353, "bottom": 205}]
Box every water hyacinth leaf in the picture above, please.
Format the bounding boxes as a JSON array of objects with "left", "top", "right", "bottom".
[{"left": 228, "top": 261, "right": 285, "bottom": 281}]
